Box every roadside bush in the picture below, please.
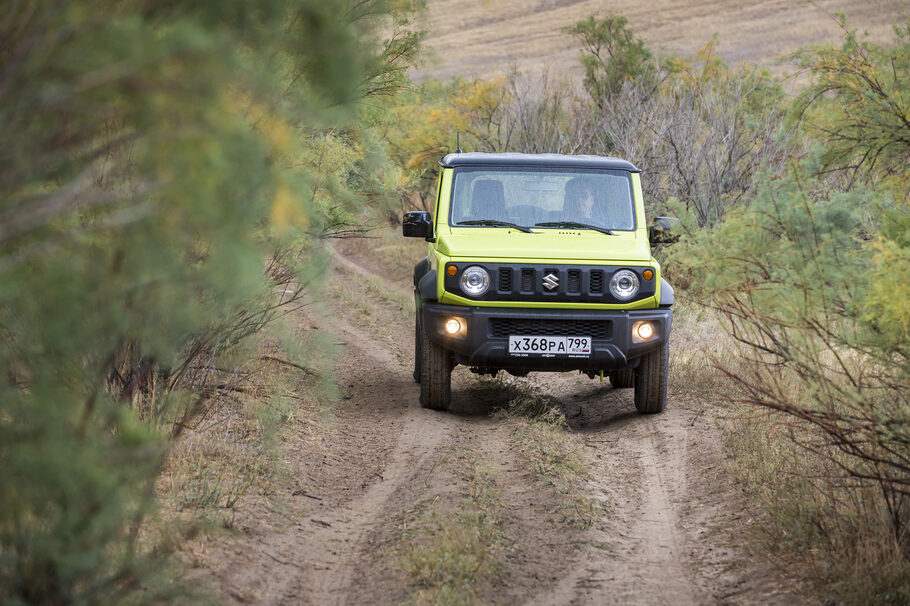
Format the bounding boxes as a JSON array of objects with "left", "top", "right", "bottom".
[
  {"left": 670, "top": 156, "right": 910, "bottom": 601},
  {"left": 791, "top": 20, "right": 910, "bottom": 187},
  {"left": 0, "top": 1, "right": 418, "bottom": 603},
  {"left": 653, "top": 19, "right": 910, "bottom": 603}
]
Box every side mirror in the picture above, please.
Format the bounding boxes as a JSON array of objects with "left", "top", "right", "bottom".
[
  {"left": 403, "top": 211, "right": 434, "bottom": 240},
  {"left": 649, "top": 216, "right": 680, "bottom": 245}
]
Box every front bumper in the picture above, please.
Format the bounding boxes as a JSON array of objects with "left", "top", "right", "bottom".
[{"left": 421, "top": 303, "right": 672, "bottom": 372}]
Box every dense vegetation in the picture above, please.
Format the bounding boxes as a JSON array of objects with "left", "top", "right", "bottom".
[
  {"left": 0, "top": 1, "right": 420, "bottom": 602},
  {"left": 1, "top": 2, "right": 908, "bottom": 604}
]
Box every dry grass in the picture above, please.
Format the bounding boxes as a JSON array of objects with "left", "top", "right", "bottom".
[
  {"left": 667, "top": 299, "right": 736, "bottom": 403},
  {"left": 414, "top": 0, "right": 906, "bottom": 82},
  {"left": 398, "top": 453, "right": 507, "bottom": 606},
  {"left": 484, "top": 375, "right": 606, "bottom": 529},
  {"left": 371, "top": 226, "right": 431, "bottom": 280},
  {"left": 666, "top": 303, "right": 910, "bottom": 604},
  {"left": 155, "top": 328, "right": 321, "bottom": 532},
  {"left": 726, "top": 400, "right": 910, "bottom": 604},
  {"left": 336, "top": 225, "right": 428, "bottom": 281}
]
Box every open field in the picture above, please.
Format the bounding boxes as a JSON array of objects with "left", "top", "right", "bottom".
[{"left": 413, "top": 0, "right": 907, "bottom": 80}]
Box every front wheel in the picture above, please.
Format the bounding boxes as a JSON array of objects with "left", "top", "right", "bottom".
[
  {"left": 609, "top": 369, "right": 634, "bottom": 388},
  {"left": 633, "top": 341, "right": 668, "bottom": 414},
  {"left": 419, "top": 327, "right": 453, "bottom": 411},
  {"left": 413, "top": 313, "right": 422, "bottom": 383}
]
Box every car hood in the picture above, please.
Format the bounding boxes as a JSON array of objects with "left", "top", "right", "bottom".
[{"left": 435, "top": 227, "right": 652, "bottom": 263}]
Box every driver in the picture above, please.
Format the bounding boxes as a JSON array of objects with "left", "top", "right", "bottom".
[{"left": 563, "top": 177, "right": 600, "bottom": 223}]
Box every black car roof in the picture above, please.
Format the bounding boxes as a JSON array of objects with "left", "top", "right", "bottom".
[{"left": 438, "top": 152, "right": 640, "bottom": 172}]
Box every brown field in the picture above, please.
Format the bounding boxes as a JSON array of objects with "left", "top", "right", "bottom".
[{"left": 413, "top": 0, "right": 907, "bottom": 80}]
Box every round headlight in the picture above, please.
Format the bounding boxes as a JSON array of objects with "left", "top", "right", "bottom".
[
  {"left": 609, "top": 269, "right": 640, "bottom": 300},
  {"left": 460, "top": 266, "right": 490, "bottom": 297}
]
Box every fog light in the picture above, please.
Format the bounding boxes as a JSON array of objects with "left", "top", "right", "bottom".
[
  {"left": 444, "top": 318, "right": 462, "bottom": 335},
  {"left": 637, "top": 322, "right": 654, "bottom": 340},
  {"left": 632, "top": 321, "right": 655, "bottom": 343}
]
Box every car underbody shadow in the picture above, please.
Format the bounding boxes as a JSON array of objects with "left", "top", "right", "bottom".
[{"left": 444, "top": 368, "right": 648, "bottom": 430}]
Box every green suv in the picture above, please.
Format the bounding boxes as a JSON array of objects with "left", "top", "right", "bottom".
[{"left": 403, "top": 152, "right": 674, "bottom": 413}]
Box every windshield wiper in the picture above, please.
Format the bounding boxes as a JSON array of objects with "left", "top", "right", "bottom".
[
  {"left": 457, "top": 219, "right": 535, "bottom": 233},
  {"left": 534, "top": 221, "right": 615, "bottom": 235}
]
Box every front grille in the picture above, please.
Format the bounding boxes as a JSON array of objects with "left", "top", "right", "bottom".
[
  {"left": 490, "top": 318, "right": 612, "bottom": 339},
  {"left": 443, "top": 263, "right": 655, "bottom": 303}
]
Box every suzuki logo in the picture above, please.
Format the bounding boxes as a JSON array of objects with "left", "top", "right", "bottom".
[{"left": 542, "top": 272, "right": 559, "bottom": 291}]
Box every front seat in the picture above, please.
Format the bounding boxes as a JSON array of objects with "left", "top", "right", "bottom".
[{"left": 471, "top": 179, "right": 506, "bottom": 220}]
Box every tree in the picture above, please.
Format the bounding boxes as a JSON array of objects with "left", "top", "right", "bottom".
[
  {"left": 564, "top": 13, "right": 654, "bottom": 108},
  {"left": 792, "top": 20, "right": 910, "bottom": 187}
]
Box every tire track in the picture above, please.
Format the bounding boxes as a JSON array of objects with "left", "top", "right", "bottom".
[
  {"left": 526, "top": 388, "right": 703, "bottom": 605},
  {"left": 280, "top": 266, "right": 457, "bottom": 605}
]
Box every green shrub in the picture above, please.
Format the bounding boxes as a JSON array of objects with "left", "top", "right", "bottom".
[{"left": 0, "top": 1, "right": 419, "bottom": 602}]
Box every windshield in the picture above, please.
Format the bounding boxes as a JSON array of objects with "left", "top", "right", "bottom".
[{"left": 449, "top": 166, "right": 636, "bottom": 231}]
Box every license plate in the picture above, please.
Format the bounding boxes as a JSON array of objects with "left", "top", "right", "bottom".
[{"left": 508, "top": 335, "right": 591, "bottom": 357}]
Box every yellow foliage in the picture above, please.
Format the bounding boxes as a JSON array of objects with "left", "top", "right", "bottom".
[
  {"left": 865, "top": 238, "right": 910, "bottom": 343},
  {"left": 243, "top": 99, "right": 294, "bottom": 155},
  {"left": 261, "top": 114, "right": 292, "bottom": 154},
  {"left": 270, "top": 184, "right": 308, "bottom": 230}
]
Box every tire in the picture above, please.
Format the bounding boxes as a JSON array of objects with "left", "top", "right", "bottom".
[
  {"left": 609, "top": 369, "right": 634, "bottom": 388},
  {"left": 413, "top": 313, "right": 422, "bottom": 383},
  {"left": 633, "top": 341, "right": 668, "bottom": 414},
  {"left": 419, "top": 327, "right": 453, "bottom": 411}
]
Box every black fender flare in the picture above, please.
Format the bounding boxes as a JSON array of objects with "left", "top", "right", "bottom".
[
  {"left": 659, "top": 278, "right": 674, "bottom": 307},
  {"left": 413, "top": 257, "right": 430, "bottom": 288},
  {"left": 418, "top": 270, "right": 437, "bottom": 303}
]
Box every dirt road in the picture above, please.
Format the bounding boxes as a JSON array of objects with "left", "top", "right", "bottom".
[{"left": 192, "top": 239, "right": 808, "bottom": 605}]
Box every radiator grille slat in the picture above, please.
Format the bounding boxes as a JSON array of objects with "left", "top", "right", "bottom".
[
  {"left": 590, "top": 270, "right": 604, "bottom": 294},
  {"left": 490, "top": 318, "right": 612, "bottom": 339},
  {"left": 567, "top": 269, "right": 581, "bottom": 294},
  {"left": 520, "top": 268, "right": 535, "bottom": 292},
  {"left": 498, "top": 268, "right": 512, "bottom": 292}
]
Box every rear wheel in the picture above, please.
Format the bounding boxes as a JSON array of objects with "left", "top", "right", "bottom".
[
  {"left": 419, "top": 327, "right": 453, "bottom": 411},
  {"left": 609, "top": 369, "right": 634, "bottom": 388},
  {"left": 634, "top": 341, "right": 668, "bottom": 414}
]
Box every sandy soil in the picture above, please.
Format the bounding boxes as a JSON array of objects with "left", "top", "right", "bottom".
[
  {"left": 412, "top": 0, "right": 906, "bottom": 81},
  {"left": 181, "top": 236, "right": 813, "bottom": 605}
]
